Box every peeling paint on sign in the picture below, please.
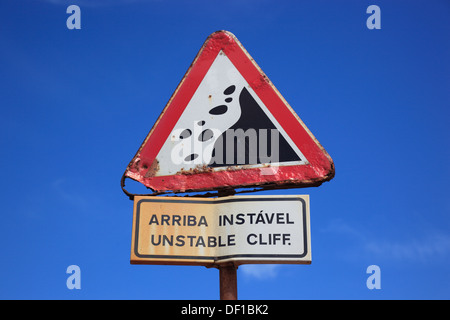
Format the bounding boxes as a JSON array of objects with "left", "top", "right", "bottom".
[{"left": 121, "top": 31, "right": 334, "bottom": 196}]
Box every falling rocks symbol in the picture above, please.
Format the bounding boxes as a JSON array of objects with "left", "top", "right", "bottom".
[{"left": 208, "top": 86, "right": 301, "bottom": 167}]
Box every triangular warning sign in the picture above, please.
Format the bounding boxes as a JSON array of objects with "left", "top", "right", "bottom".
[{"left": 122, "top": 31, "right": 334, "bottom": 195}]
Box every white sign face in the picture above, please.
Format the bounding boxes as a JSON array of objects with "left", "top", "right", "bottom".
[
  {"left": 153, "top": 50, "right": 308, "bottom": 177},
  {"left": 130, "top": 195, "right": 311, "bottom": 266}
]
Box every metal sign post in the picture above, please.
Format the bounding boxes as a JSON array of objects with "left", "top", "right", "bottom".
[{"left": 219, "top": 264, "right": 238, "bottom": 300}]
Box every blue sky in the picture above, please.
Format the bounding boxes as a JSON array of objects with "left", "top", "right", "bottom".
[{"left": 0, "top": 0, "right": 449, "bottom": 299}]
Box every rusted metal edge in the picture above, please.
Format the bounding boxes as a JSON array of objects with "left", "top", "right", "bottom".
[
  {"left": 120, "top": 30, "right": 336, "bottom": 200},
  {"left": 120, "top": 162, "right": 334, "bottom": 200}
]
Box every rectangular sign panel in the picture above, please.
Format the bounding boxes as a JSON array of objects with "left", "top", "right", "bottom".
[{"left": 130, "top": 195, "right": 311, "bottom": 266}]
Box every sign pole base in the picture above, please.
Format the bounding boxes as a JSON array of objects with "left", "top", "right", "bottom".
[{"left": 219, "top": 264, "right": 238, "bottom": 300}]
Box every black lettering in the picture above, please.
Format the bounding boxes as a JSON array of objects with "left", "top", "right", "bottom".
[
  {"left": 259, "top": 233, "right": 267, "bottom": 245},
  {"left": 187, "top": 216, "right": 196, "bottom": 226},
  {"left": 265, "top": 213, "right": 275, "bottom": 224},
  {"left": 149, "top": 215, "right": 159, "bottom": 225},
  {"left": 223, "top": 215, "right": 233, "bottom": 226},
  {"left": 247, "top": 233, "right": 257, "bottom": 245},
  {"left": 218, "top": 235, "right": 227, "bottom": 247},
  {"left": 236, "top": 213, "right": 245, "bottom": 225},
  {"left": 255, "top": 213, "right": 265, "bottom": 224},
  {"left": 208, "top": 236, "right": 217, "bottom": 247},
  {"left": 273, "top": 233, "right": 281, "bottom": 244},
  {"left": 276, "top": 213, "right": 285, "bottom": 224},
  {"left": 187, "top": 235, "right": 196, "bottom": 246},
  {"left": 176, "top": 235, "right": 185, "bottom": 246},
  {"left": 228, "top": 234, "right": 236, "bottom": 246},
  {"left": 196, "top": 236, "right": 206, "bottom": 247},
  {"left": 283, "top": 233, "right": 291, "bottom": 245},
  {"left": 162, "top": 235, "right": 173, "bottom": 246},
  {"left": 172, "top": 215, "right": 181, "bottom": 226},
  {"left": 161, "top": 215, "right": 170, "bottom": 225},
  {"left": 198, "top": 216, "right": 208, "bottom": 227},
  {"left": 286, "top": 213, "right": 294, "bottom": 224},
  {"left": 247, "top": 213, "right": 256, "bottom": 224},
  {"left": 151, "top": 234, "right": 161, "bottom": 246}
]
